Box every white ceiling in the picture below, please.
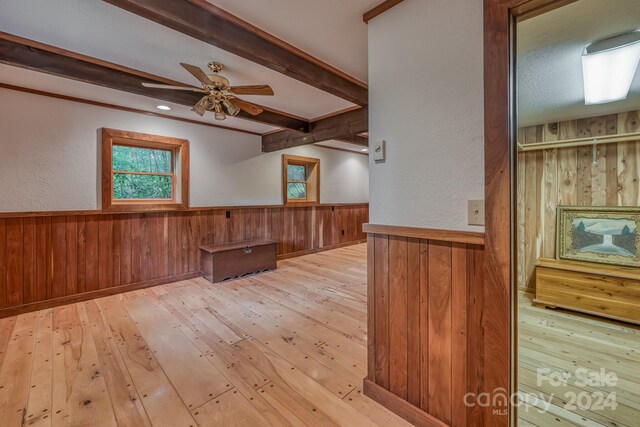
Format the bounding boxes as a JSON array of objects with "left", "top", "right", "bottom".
[
  {"left": 517, "top": 0, "right": 640, "bottom": 126},
  {"left": 0, "top": 0, "right": 372, "bottom": 134},
  {"left": 207, "top": 0, "right": 377, "bottom": 83}
]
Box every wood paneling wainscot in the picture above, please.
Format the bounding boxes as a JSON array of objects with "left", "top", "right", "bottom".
[
  {"left": 0, "top": 204, "right": 368, "bottom": 317},
  {"left": 363, "top": 224, "right": 485, "bottom": 427},
  {"left": 517, "top": 110, "right": 640, "bottom": 291}
]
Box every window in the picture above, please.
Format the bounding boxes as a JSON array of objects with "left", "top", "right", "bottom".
[
  {"left": 282, "top": 154, "right": 320, "bottom": 206},
  {"left": 102, "top": 128, "right": 189, "bottom": 212}
]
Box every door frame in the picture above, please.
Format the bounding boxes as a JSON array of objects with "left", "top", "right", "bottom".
[{"left": 483, "top": 0, "right": 577, "bottom": 425}]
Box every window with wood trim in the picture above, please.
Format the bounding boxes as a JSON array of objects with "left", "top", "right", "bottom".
[
  {"left": 102, "top": 128, "right": 189, "bottom": 212},
  {"left": 282, "top": 154, "right": 320, "bottom": 206}
]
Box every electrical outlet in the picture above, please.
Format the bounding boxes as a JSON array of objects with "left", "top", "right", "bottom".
[{"left": 468, "top": 200, "right": 485, "bottom": 226}]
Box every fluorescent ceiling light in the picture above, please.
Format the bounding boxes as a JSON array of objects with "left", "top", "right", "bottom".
[
  {"left": 582, "top": 31, "right": 640, "bottom": 105},
  {"left": 156, "top": 105, "right": 171, "bottom": 111},
  {"left": 360, "top": 148, "right": 368, "bottom": 152}
]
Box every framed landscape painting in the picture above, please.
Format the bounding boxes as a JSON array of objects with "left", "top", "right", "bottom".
[{"left": 557, "top": 206, "right": 640, "bottom": 268}]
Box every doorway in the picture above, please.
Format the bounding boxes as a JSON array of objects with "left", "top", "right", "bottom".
[{"left": 514, "top": 1, "right": 640, "bottom": 425}]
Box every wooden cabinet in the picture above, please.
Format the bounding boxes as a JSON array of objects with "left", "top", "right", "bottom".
[
  {"left": 200, "top": 240, "right": 277, "bottom": 283},
  {"left": 534, "top": 258, "right": 640, "bottom": 325}
]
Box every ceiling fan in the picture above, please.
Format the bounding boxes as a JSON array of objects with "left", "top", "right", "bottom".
[{"left": 142, "top": 62, "right": 274, "bottom": 120}]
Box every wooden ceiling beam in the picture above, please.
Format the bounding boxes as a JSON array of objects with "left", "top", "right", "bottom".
[
  {"left": 336, "top": 135, "right": 368, "bottom": 147},
  {"left": 363, "top": 0, "right": 405, "bottom": 23},
  {"left": 102, "top": 0, "right": 368, "bottom": 106},
  {"left": 262, "top": 108, "right": 368, "bottom": 152},
  {"left": 0, "top": 33, "right": 309, "bottom": 132}
]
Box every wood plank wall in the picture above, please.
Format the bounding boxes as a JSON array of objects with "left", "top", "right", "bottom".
[
  {"left": 365, "top": 230, "right": 485, "bottom": 426},
  {"left": 0, "top": 204, "right": 368, "bottom": 316},
  {"left": 518, "top": 110, "right": 640, "bottom": 291}
]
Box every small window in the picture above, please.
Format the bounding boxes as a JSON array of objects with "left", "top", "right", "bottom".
[
  {"left": 282, "top": 154, "right": 320, "bottom": 206},
  {"left": 102, "top": 128, "right": 189, "bottom": 212}
]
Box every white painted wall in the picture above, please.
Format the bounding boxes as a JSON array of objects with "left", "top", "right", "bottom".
[
  {"left": 368, "top": 0, "right": 484, "bottom": 231},
  {"left": 0, "top": 88, "right": 369, "bottom": 212}
]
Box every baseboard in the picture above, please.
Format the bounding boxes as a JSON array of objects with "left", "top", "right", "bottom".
[
  {"left": 0, "top": 272, "right": 200, "bottom": 318},
  {"left": 363, "top": 379, "right": 448, "bottom": 427},
  {"left": 277, "top": 239, "right": 366, "bottom": 260}
]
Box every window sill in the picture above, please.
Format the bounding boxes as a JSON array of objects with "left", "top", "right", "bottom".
[
  {"left": 102, "top": 202, "right": 188, "bottom": 213},
  {"left": 283, "top": 200, "right": 320, "bottom": 207}
]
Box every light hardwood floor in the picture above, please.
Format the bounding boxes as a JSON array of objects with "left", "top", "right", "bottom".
[
  {"left": 518, "top": 292, "right": 640, "bottom": 427},
  {"left": 0, "top": 243, "right": 412, "bottom": 427}
]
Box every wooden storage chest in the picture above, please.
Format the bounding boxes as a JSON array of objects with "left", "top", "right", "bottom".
[
  {"left": 534, "top": 257, "right": 640, "bottom": 325},
  {"left": 199, "top": 239, "right": 278, "bottom": 283}
]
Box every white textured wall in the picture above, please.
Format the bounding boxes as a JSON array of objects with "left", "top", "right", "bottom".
[
  {"left": 0, "top": 88, "right": 369, "bottom": 212},
  {"left": 368, "top": 0, "right": 484, "bottom": 231}
]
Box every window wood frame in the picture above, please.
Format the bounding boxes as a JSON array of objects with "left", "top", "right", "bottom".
[
  {"left": 102, "top": 128, "right": 189, "bottom": 212},
  {"left": 282, "top": 154, "right": 320, "bottom": 206}
]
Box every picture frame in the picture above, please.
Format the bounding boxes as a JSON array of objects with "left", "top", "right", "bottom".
[{"left": 557, "top": 206, "right": 640, "bottom": 268}]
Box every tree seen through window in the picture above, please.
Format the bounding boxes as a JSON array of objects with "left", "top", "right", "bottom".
[{"left": 112, "top": 145, "right": 173, "bottom": 200}]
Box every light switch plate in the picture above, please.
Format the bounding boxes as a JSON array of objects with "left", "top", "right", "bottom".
[
  {"left": 468, "top": 199, "right": 485, "bottom": 226},
  {"left": 372, "top": 140, "right": 385, "bottom": 162}
]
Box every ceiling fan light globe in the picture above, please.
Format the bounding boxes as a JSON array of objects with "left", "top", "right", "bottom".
[
  {"left": 214, "top": 112, "right": 226, "bottom": 121},
  {"left": 222, "top": 99, "right": 241, "bottom": 116}
]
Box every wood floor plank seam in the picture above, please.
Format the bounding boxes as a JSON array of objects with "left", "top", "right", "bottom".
[
  {"left": 188, "top": 385, "right": 238, "bottom": 412},
  {"left": 191, "top": 287, "right": 360, "bottom": 397},
  {"left": 240, "top": 280, "right": 366, "bottom": 345},
  {"left": 3, "top": 314, "right": 40, "bottom": 426},
  {"left": 75, "top": 303, "right": 128, "bottom": 427},
  {"left": 195, "top": 281, "right": 364, "bottom": 376},
  {"left": 0, "top": 317, "right": 18, "bottom": 374},
  {"left": 146, "top": 290, "right": 275, "bottom": 395},
  {"left": 21, "top": 311, "right": 42, "bottom": 427},
  {"left": 98, "top": 295, "right": 199, "bottom": 426},
  {"left": 121, "top": 292, "right": 235, "bottom": 409},
  {"left": 86, "top": 301, "right": 156, "bottom": 427}
]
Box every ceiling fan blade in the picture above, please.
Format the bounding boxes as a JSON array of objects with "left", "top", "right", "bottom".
[
  {"left": 191, "top": 96, "right": 211, "bottom": 116},
  {"left": 180, "top": 63, "right": 213, "bottom": 86},
  {"left": 142, "top": 82, "right": 203, "bottom": 91},
  {"left": 228, "top": 98, "right": 263, "bottom": 116},
  {"left": 230, "top": 85, "right": 274, "bottom": 96}
]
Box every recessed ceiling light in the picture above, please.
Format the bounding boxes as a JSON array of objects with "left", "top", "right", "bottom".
[
  {"left": 156, "top": 105, "right": 171, "bottom": 111},
  {"left": 361, "top": 148, "right": 369, "bottom": 152},
  {"left": 582, "top": 31, "right": 640, "bottom": 105}
]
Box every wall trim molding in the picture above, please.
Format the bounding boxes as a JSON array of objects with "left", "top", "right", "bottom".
[
  {"left": 0, "top": 272, "right": 200, "bottom": 318},
  {"left": 363, "top": 379, "right": 448, "bottom": 427},
  {"left": 0, "top": 203, "right": 370, "bottom": 219},
  {"left": 0, "top": 83, "right": 262, "bottom": 136},
  {"left": 314, "top": 144, "right": 369, "bottom": 156},
  {"left": 277, "top": 239, "right": 367, "bottom": 260},
  {"left": 363, "top": 223, "right": 485, "bottom": 245}
]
